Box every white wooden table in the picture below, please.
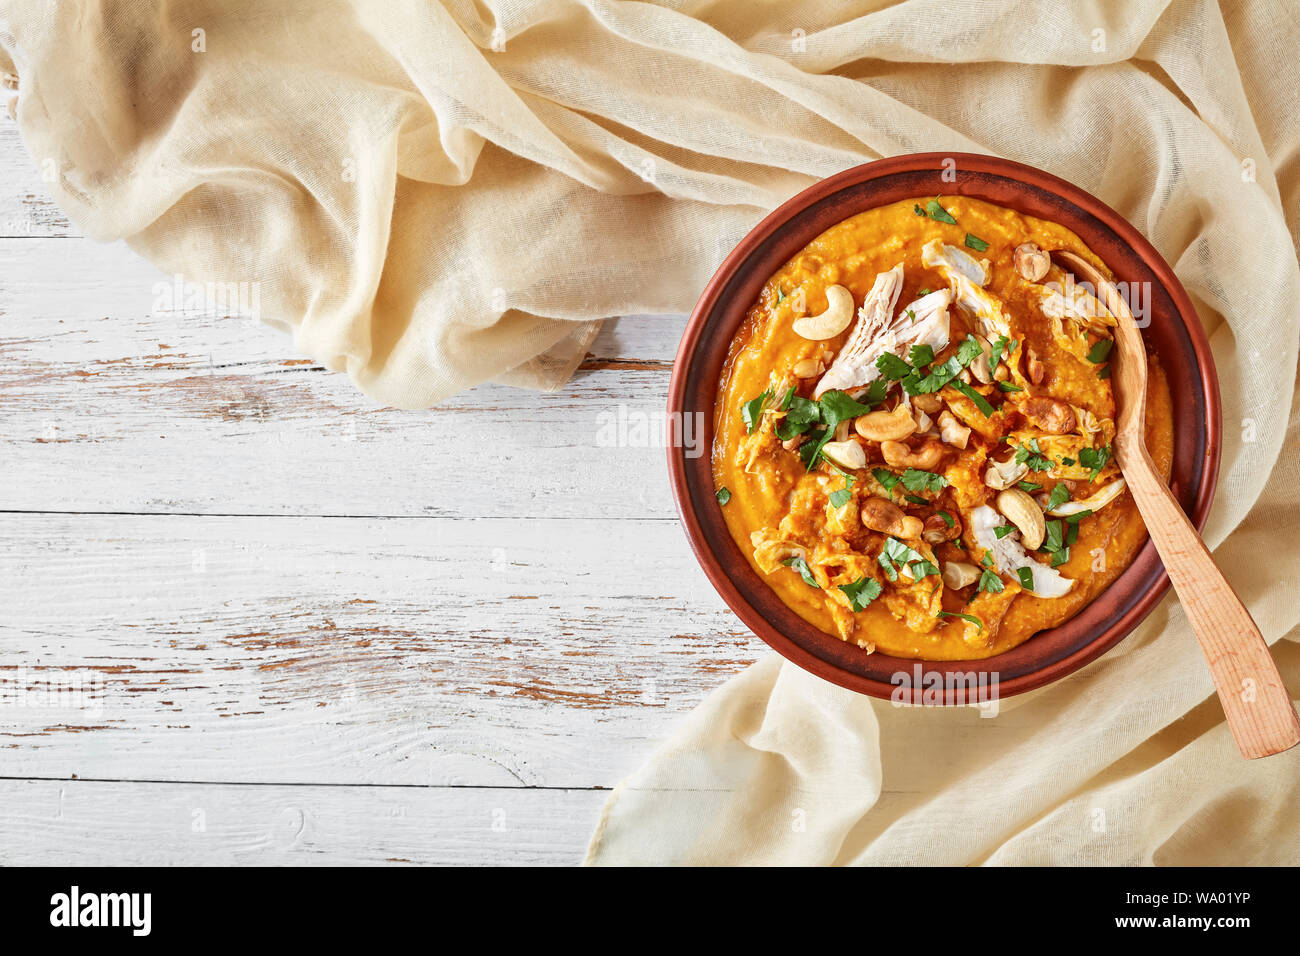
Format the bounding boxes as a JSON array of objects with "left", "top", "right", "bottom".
[{"left": 0, "top": 124, "right": 767, "bottom": 865}]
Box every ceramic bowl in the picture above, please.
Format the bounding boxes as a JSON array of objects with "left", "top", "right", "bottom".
[{"left": 666, "top": 152, "right": 1221, "bottom": 704}]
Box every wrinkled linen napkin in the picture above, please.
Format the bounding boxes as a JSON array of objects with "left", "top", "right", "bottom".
[{"left": 4, "top": 0, "right": 1298, "bottom": 864}]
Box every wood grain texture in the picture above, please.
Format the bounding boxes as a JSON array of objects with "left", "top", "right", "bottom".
[
  {"left": 0, "top": 123, "right": 747, "bottom": 863},
  {"left": 0, "top": 124, "right": 74, "bottom": 238},
  {"left": 0, "top": 239, "right": 686, "bottom": 519},
  {"left": 0, "top": 778, "right": 606, "bottom": 865},
  {"left": 0, "top": 511, "right": 759, "bottom": 786}
]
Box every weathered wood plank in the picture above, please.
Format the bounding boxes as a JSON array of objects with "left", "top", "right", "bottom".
[
  {"left": 0, "top": 237, "right": 690, "bottom": 518},
  {"left": 0, "top": 778, "right": 605, "bottom": 865},
  {"left": 0, "top": 511, "right": 762, "bottom": 787},
  {"left": 0, "top": 123, "right": 75, "bottom": 238}
]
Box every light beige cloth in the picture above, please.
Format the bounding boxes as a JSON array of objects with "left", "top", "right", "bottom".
[{"left": 3, "top": 0, "right": 1298, "bottom": 863}]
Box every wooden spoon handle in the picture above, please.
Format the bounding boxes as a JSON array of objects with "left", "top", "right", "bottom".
[{"left": 1121, "top": 441, "right": 1300, "bottom": 758}]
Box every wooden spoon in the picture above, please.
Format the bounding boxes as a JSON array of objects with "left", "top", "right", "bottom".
[{"left": 1051, "top": 250, "right": 1300, "bottom": 758}]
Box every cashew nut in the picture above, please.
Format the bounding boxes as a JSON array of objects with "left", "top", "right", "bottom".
[
  {"left": 1014, "top": 242, "right": 1050, "bottom": 282},
  {"left": 922, "top": 512, "right": 962, "bottom": 545},
  {"left": 936, "top": 410, "right": 970, "bottom": 449},
  {"left": 941, "top": 561, "right": 980, "bottom": 590},
  {"left": 792, "top": 284, "right": 855, "bottom": 340},
  {"left": 792, "top": 357, "right": 824, "bottom": 378},
  {"left": 853, "top": 404, "right": 916, "bottom": 442},
  {"left": 1027, "top": 347, "right": 1045, "bottom": 385},
  {"left": 1021, "top": 396, "right": 1076, "bottom": 435},
  {"left": 821, "top": 440, "right": 867, "bottom": 470},
  {"left": 860, "top": 497, "right": 924, "bottom": 539},
  {"left": 996, "top": 487, "right": 1046, "bottom": 550},
  {"left": 881, "top": 440, "right": 946, "bottom": 471},
  {"left": 984, "top": 456, "right": 1029, "bottom": 490},
  {"left": 912, "top": 393, "right": 943, "bottom": 414}
]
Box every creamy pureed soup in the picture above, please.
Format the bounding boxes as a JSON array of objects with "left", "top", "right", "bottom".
[{"left": 712, "top": 196, "right": 1174, "bottom": 660}]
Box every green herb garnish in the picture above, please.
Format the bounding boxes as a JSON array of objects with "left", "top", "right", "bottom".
[
  {"left": 950, "top": 379, "right": 994, "bottom": 416},
  {"left": 1086, "top": 339, "right": 1114, "bottom": 364},
  {"left": 926, "top": 199, "right": 957, "bottom": 224},
  {"left": 1014, "top": 437, "right": 1054, "bottom": 471},
  {"left": 716, "top": 487, "right": 731, "bottom": 506},
  {"left": 1047, "top": 483, "right": 1071, "bottom": 510},
  {"left": 876, "top": 352, "right": 914, "bottom": 381},
  {"left": 783, "top": 555, "right": 820, "bottom": 588},
  {"left": 936, "top": 510, "right": 955, "bottom": 528},
  {"left": 909, "top": 343, "right": 935, "bottom": 368},
  {"left": 742, "top": 388, "right": 773, "bottom": 434},
  {"left": 1018, "top": 480, "right": 1043, "bottom": 492},
  {"left": 777, "top": 395, "right": 821, "bottom": 441},
  {"left": 964, "top": 233, "right": 989, "bottom": 252},
  {"left": 938, "top": 610, "right": 984, "bottom": 631},
  {"left": 840, "top": 577, "right": 883, "bottom": 612},
  {"left": 978, "top": 566, "right": 1004, "bottom": 594},
  {"left": 902, "top": 467, "right": 947, "bottom": 494},
  {"left": 1016, "top": 567, "right": 1035, "bottom": 591},
  {"left": 873, "top": 468, "right": 902, "bottom": 495},
  {"left": 1078, "top": 445, "right": 1111, "bottom": 481}
]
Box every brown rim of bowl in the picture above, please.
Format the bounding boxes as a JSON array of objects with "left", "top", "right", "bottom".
[{"left": 667, "top": 152, "right": 1221, "bottom": 705}]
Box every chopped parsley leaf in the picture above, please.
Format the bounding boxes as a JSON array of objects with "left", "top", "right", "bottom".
[
  {"left": 1078, "top": 445, "right": 1111, "bottom": 481},
  {"left": 1047, "top": 483, "right": 1071, "bottom": 510},
  {"left": 909, "top": 343, "right": 935, "bottom": 368},
  {"left": 742, "top": 388, "right": 772, "bottom": 434},
  {"left": 716, "top": 487, "right": 731, "bottom": 506},
  {"left": 840, "top": 577, "right": 883, "bottom": 611},
  {"left": 964, "top": 233, "right": 989, "bottom": 253},
  {"left": 925, "top": 199, "right": 957, "bottom": 224},
  {"left": 876, "top": 351, "right": 914, "bottom": 380},
  {"left": 993, "top": 524, "right": 1017, "bottom": 539},
  {"left": 1086, "top": 339, "right": 1114, "bottom": 364},
  {"left": 1014, "top": 437, "right": 1054, "bottom": 471},
  {"left": 777, "top": 395, "right": 822, "bottom": 441},
  {"left": 989, "top": 335, "right": 1016, "bottom": 371},
  {"left": 936, "top": 510, "right": 955, "bottom": 528},
  {"left": 902, "top": 467, "right": 947, "bottom": 494},
  {"left": 938, "top": 610, "right": 983, "bottom": 631},
  {"left": 1016, "top": 567, "right": 1035, "bottom": 591},
  {"left": 950, "top": 378, "right": 994, "bottom": 416},
  {"left": 829, "top": 486, "right": 853, "bottom": 508},
  {"left": 783, "top": 555, "right": 820, "bottom": 588},
  {"left": 873, "top": 468, "right": 902, "bottom": 494},
  {"left": 978, "top": 567, "right": 1005, "bottom": 594},
  {"left": 1018, "top": 480, "right": 1043, "bottom": 492}
]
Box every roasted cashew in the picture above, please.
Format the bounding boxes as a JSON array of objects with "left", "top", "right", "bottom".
[
  {"left": 912, "top": 393, "right": 943, "bottom": 415},
  {"left": 996, "top": 488, "right": 1046, "bottom": 550},
  {"left": 936, "top": 410, "right": 970, "bottom": 449},
  {"left": 792, "top": 357, "right": 824, "bottom": 378},
  {"left": 821, "top": 439, "right": 867, "bottom": 470},
  {"left": 792, "top": 285, "right": 855, "bottom": 340},
  {"left": 1026, "top": 347, "right": 1045, "bottom": 385},
  {"left": 860, "top": 497, "right": 923, "bottom": 539},
  {"left": 1021, "top": 396, "right": 1076, "bottom": 435},
  {"left": 1014, "top": 242, "right": 1050, "bottom": 282},
  {"left": 922, "top": 512, "right": 962, "bottom": 545},
  {"left": 880, "top": 439, "right": 946, "bottom": 471},
  {"left": 941, "top": 561, "right": 980, "bottom": 590},
  {"left": 984, "top": 456, "right": 1029, "bottom": 490},
  {"left": 853, "top": 404, "right": 916, "bottom": 442}
]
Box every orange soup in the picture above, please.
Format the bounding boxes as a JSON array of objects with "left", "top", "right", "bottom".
[{"left": 712, "top": 197, "right": 1173, "bottom": 660}]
